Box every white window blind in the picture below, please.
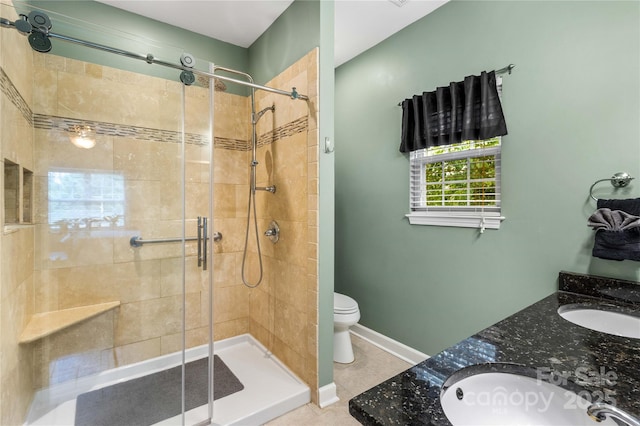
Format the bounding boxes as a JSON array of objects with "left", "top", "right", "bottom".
[
  {"left": 409, "top": 141, "right": 501, "bottom": 212},
  {"left": 407, "top": 140, "right": 504, "bottom": 229}
]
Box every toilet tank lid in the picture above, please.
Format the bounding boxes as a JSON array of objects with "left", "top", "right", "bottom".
[{"left": 334, "top": 292, "right": 358, "bottom": 310}]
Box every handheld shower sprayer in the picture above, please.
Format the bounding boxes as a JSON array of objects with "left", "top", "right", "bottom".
[
  {"left": 242, "top": 96, "right": 277, "bottom": 288},
  {"left": 250, "top": 104, "right": 276, "bottom": 194}
]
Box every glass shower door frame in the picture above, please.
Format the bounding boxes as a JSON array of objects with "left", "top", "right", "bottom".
[{"left": 179, "top": 61, "right": 215, "bottom": 426}]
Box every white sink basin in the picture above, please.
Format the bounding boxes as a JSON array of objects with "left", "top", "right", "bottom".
[
  {"left": 440, "top": 372, "right": 616, "bottom": 426},
  {"left": 558, "top": 306, "right": 640, "bottom": 339}
]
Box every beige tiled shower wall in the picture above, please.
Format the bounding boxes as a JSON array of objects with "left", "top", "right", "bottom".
[
  {"left": 27, "top": 53, "right": 252, "bottom": 390},
  {"left": 248, "top": 48, "right": 319, "bottom": 404},
  {"left": 0, "top": 1, "right": 36, "bottom": 424},
  {"left": 211, "top": 89, "right": 253, "bottom": 341},
  {"left": 1, "top": 19, "right": 319, "bottom": 423}
]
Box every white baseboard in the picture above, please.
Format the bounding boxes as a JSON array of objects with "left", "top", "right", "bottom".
[
  {"left": 318, "top": 382, "right": 339, "bottom": 408},
  {"left": 350, "top": 324, "right": 429, "bottom": 365}
]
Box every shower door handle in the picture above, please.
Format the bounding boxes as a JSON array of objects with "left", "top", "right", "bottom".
[
  {"left": 197, "top": 217, "right": 202, "bottom": 268},
  {"left": 197, "top": 216, "right": 208, "bottom": 271},
  {"left": 202, "top": 217, "right": 208, "bottom": 271}
]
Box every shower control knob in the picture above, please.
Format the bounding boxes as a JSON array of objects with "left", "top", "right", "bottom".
[
  {"left": 264, "top": 221, "right": 280, "bottom": 244},
  {"left": 180, "top": 52, "right": 195, "bottom": 68}
]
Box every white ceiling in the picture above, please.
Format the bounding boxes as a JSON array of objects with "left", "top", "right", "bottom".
[{"left": 97, "top": 0, "right": 448, "bottom": 67}]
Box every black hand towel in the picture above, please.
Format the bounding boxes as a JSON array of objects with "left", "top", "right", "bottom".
[
  {"left": 588, "top": 208, "right": 640, "bottom": 231},
  {"left": 591, "top": 198, "right": 640, "bottom": 261},
  {"left": 597, "top": 197, "right": 640, "bottom": 216},
  {"left": 592, "top": 228, "right": 640, "bottom": 261}
]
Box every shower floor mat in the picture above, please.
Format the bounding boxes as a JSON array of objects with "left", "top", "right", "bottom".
[
  {"left": 26, "top": 334, "right": 310, "bottom": 426},
  {"left": 74, "top": 355, "right": 243, "bottom": 426}
]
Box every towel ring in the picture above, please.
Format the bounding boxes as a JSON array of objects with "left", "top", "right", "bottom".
[{"left": 589, "top": 172, "right": 635, "bottom": 201}]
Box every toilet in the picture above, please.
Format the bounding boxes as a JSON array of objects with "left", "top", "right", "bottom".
[{"left": 333, "top": 292, "right": 360, "bottom": 363}]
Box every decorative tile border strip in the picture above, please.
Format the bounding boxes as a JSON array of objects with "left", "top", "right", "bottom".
[
  {"left": 32, "top": 113, "right": 306, "bottom": 151},
  {"left": 0, "top": 67, "right": 34, "bottom": 126},
  {"left": 33, "top": 114, "right": 210, "bottom": 146},
  {"left": 2, "top": 66, "right": 307, "bottom": 151},
  {"left": 257, "top": 116, "right": 308, "bottom": 148},
  {"left": 215, "top": 137, "right": 248, "bottom": 151}
]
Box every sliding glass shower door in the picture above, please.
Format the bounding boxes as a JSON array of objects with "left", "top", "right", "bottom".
[{"left": 15, "top": 6, "right": 215, "bottom": 424}]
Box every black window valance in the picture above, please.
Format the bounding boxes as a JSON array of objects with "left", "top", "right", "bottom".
[{"left": 399, "top": 70, "right": 508, "bottom": 153}]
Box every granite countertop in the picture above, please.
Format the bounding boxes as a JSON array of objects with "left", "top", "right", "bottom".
[{"left": 349, "top": 271, "right": 640, "bottom": 425}]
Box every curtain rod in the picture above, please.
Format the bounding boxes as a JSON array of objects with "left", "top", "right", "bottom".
[{"left": 397, "top": 64, "right": 515, "bottom": 106}]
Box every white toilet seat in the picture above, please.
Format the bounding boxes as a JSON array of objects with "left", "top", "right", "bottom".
[
  {"left": 335, "top": 306, "right": 358, "bottom": 313},
  {"left": 334, "top": 292, "right": 358, "bottom": 313},
  {"left": 334, "top": 310, "right": 360, "bottom": 326},
  {"left": 333, "top": 292, "right": 361, "bottom": 363}
]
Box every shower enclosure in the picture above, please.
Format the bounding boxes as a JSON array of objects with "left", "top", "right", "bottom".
[{"left": 0, "top": 2, "right": 319, "bottom": 425}]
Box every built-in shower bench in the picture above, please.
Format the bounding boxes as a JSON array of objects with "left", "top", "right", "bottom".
[{"left": 19, "top": 301, "right": 120, "bottom": 344}]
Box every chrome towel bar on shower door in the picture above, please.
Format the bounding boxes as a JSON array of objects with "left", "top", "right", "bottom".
[
  {"left": 129, "top": 217, "right": 221, "bottom": 271},
  {"left": 128, "top": 233, "right": 222, "bottom": 246}
]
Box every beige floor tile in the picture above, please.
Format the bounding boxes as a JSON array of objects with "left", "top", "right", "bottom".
[
  {"left": 264, "top": 404, "right": 317, "bottom": 426},
  {"left": 265, "top": 334, "right": 411, "bottom": 425}
]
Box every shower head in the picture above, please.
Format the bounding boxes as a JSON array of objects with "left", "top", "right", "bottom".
[{"left": 254, "top": 104, "right": 275, "bottom": 124}]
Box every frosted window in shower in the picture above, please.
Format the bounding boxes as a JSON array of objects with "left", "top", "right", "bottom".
[{"left": 48, "top": 170, "right": 125, "bottom": 228}]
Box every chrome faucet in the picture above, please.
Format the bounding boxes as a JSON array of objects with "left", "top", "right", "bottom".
[{"left": 588, "top": 403, "right": 640, "bottom": 426}]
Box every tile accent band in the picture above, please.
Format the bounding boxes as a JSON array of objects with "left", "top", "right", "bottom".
[
  {"left": 2, "top": 66, "right": 308, "bottom": 151},
  {"left": 0, "top": 67, "right": 34, "bottom": 126},
  {"left": 33, "top": 114, "right": 212, "bottom": 147}
]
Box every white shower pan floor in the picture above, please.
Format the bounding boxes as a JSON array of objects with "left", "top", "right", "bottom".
[{"left": 26, "top": 334, "right": 310, "bottom": 426}]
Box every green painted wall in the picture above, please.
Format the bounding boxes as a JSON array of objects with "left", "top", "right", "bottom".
[
  {"left": 15, "top": 0, "right": 248, "bottom": 94},
  {"left": 248, "top": 0, "right": 320, "bottom": 86},
  {"left": 317, "top": 0, "right": 335, "bottom": 390},
  {"left": 334, "top": 0, "right": 640, "bottom": 356}
]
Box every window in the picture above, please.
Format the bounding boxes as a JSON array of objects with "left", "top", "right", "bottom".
[
  {"left": 406, "top": 138, "right": 504, "bottom": 230},
  {"left": 48, "top": 170, "right": 125, "bottom": 229},
  {"left": 404, "top": 74, "right": 506, "bottom": 231}
]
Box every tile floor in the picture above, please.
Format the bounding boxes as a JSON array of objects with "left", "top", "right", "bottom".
[{"left": 266, "top": 334, "right": 412, "bottom": 425}]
